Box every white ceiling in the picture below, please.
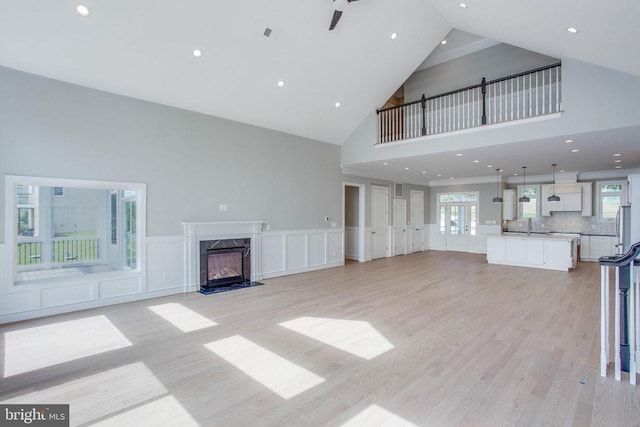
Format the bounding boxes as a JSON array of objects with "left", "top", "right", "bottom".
[{"left": 1, "top": 0, "right": 640, "bottom": 180}]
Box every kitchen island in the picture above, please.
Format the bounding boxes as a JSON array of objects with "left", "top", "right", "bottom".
[{"left": 486, "top": 233, "right": 578, "bottom": 271}]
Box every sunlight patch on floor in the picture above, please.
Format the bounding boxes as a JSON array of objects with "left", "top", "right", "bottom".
[
  {"left": 1, "top": 362, "right": 167, "bottom": 425},
  {"left": 341, "top": 404, "right": 419, "bottom": 427},
  {"left": 3, "top": 315, "right": 131, "bottom": 377},
  {"left": 91, "top": 395, "right": 199, "bottom": 426},
  {"left": 204, "top": 335, "right": 325, "bottom": 399},
  {"left": 148, "top": 302, "right": 217, "bottom": 332},
  {"left": 279, "top": 317, "right": 394, "bottom": 360}
]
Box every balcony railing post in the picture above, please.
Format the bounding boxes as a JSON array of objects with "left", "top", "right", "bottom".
[
  {"left": 420, "top": 94, "right": 427, "bottom": 136},
  {"left": 481, "top": 77, "right": 487, "bottom": 125}
]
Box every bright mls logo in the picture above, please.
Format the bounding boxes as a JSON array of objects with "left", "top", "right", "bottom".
[{"left": 1, "top": 405, "right": 69, "bottom": 426}]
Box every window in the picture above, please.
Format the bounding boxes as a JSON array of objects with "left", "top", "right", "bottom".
[
  {"left": 518, "top": 185, "right": 539, "bottom": 219},
  {"left": 8, "top": 176, "right": 145, "bottom": 284},
  {"left": 597, "top": 181, "right": 628, "bottom": 221}
]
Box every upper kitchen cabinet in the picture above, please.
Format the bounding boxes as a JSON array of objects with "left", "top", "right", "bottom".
[
  {"left": 541, "top": 183, "right": 584, "bottom": 216},
  {"left": 503, "top": 189, "right": 516, "bottom": 220}
]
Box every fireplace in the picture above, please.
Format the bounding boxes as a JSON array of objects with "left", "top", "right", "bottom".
[{"left": 200, "top": 238, "right": 251, "bottom": 290}]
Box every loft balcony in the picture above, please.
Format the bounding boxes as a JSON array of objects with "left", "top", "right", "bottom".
[{"left": 376, "top": 63, "right": 561, "bottom": 144}]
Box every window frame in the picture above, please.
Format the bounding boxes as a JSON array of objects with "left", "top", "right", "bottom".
[
  {"left": 5, "top": 175, "right": 146, "bottom": 285},
  {"left": 596, "top": 180, "right": 628, "bottom": 222},
  {"left": 517, "top": 184, "right": 540, "bottom": 220}
]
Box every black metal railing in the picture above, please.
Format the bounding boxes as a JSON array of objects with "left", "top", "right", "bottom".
[
  {"left": 377, "top": 63, "right": 562, "bottom": 144},
  {"left": 17, "top": 237, "right": 101, "bottom": 267}
]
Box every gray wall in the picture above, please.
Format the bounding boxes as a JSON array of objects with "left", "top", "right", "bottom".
[
  {"left": 0, "top": 66, "right": 343, "bottom": 241},
  {"left": 344, "top": 185, "right": 359, "bottom": 227},
  {"left": 405, "top": 43, "right": 559, "bottom": 101}
]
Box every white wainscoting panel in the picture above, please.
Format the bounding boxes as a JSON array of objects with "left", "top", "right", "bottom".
[
  {"left": 308, "top": 233, "right": 326, "bottom": 267},
  {"left": 261, "top": 229, "right": 344, "bottom": 279},
  {"left": 0, "top": 228, "right": 345, "bottom": 323},
  {"left": 364, "top": 227, "right": 372, "bottom": 261},
  {"left": 146, "top": 235, "right": 184, "bottom": 291},
  {"left": 41, "top": 282, "right": 93, "bottom": 308},
  {"left": 286, "top": 233, "right": 307, "bottom": 270},
  {"left": 98, "top": 276, "right": 143, "bottom": 299},
  {"left": 327, "top": 231, "right": 343, "bottom": 263},
  {"left": 429, "top": 224, "right": 446, "bottom": 251},
  {"left": 262, "top": 234, "right": 286, "bottom": 276}
]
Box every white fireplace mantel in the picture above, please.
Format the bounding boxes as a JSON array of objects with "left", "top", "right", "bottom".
[{"left": 182, "top": 221, "right": 266, "bottom": 291}]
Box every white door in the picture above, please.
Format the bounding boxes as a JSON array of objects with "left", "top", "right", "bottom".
[
  {"left": 393, "top": 198, "right": 407, "bottom": 256},
  {"left": 410, "top": 190, "right": 424, "bottom": 252},
  {"left": 371, "top": 186, "right": 388, "bottom": 259},
  {"left": 440, "top": 202, "right": 478, "bottom": 252}
]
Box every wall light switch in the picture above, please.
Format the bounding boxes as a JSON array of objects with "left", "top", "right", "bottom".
[{"left": 219, "top": 204, "right": 228, "bottom": 211}]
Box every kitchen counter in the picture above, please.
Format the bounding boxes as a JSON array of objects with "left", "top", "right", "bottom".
[{"left": 487, "top": 234, "right": 578, "bottom": 271}]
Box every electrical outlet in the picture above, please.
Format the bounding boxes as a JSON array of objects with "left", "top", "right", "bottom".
[{"left": 162, "top": 272, "right": 169, "bottom": 280}]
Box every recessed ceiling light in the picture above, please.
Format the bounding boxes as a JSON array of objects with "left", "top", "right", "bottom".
[
  {"left": 383, "top": 162, "right": 389, "bottom": 165},
  {"left": 487, "top": 164, "right": 493, "bottom": 168},
  {"left": 567, "top": 27, "right": 578, "bottom": 34},
  {"left": 513, "top": 173, "right": 519, "bottom": 176},
  {"left": 404, "top": 167, "right": 410, "bottom": 170},
  {"left": 456, "top": 153, "right": 463, "bottom": 157},
  {"left": 473, "top": 160, "right": 480, "bottom": 163},
  {"left": 441, "top": 40, "right": 447, "bottom": 45},
  {"left": 615, "top": 166, "right": 623, "bottom": 169},
  {"left": 277, "top": 80, "right": 285, "bottom": 87},
  {"left": 390, "top": 32, "right": 398, "bottom": 40},
  {"left": 459, "top": 3, "right": 468, "bottom": 8},
  {"left": 613, "top": 153, "right": 622, "bottom": 157},
  {"left": 560, "top": 170, "right": 566, "bottom": 173},
  {"left": 450, "top": 177, "right": 455, "bottom": 179},
  {"left": 437, "top": 174, "right": 442, "bottom": 177},
  {"left": 614, "top": 159, "right": 622, "bottom": 163},
  {"left": 335, "top": 102, "right": 341, "bottom": 108},
  {"left": 422, "top": 171, "right": 427, "bottom": 174},
  {"left": 564, "top": 139, "right": 574, "bottom": 143},
  {"left": 571, "top": 149, "right": 580, "bottom": 153},
  {"left": 192, "top": 49, "right": 203, "bottom": 58},
  {"left": 76, "top": 5, "right": 90, "bottom": 16}
]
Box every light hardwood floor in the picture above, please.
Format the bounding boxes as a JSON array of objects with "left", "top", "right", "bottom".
[{"left": 1, "top": 251, "right": 640, "bottom": 426}]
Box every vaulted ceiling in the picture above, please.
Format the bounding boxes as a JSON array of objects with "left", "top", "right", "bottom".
[{"left": 2, "top": 0, "right": 639, "bottom": 147}]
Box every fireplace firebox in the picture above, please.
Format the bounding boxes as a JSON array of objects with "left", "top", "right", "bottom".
[{"left": 199, "top": 238, "right": 251, "bottom": 290}]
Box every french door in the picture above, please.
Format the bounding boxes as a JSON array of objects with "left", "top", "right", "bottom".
[{"left": 439, "top": 201, "right": 478, "bottom": 252}]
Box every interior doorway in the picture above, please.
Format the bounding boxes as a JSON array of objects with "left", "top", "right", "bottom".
[{"left": 343, "top": 183, "right": 366, "bottom": 262}]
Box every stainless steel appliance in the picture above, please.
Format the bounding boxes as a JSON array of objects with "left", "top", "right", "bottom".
[{"left": 616, "top": 205, "right": 632, "bottom": 254}]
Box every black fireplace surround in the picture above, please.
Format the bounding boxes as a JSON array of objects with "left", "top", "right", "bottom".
[{"left": 199, "top": 238, "right": 251, "bottom": 290}]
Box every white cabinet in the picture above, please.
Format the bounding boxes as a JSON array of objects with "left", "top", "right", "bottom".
[
  {"left": 486, "top": 235, "right": 575, "bottom": 271},
  {"left": 505, "top": 238, "right": 544, "bottom": 265},
  {"left": 541, "top": 184, "right": 582, "bottom": 216},
  {"left": 544, "top": 239, "right": 576, "bottom": 269},
  {"left": 486, "top": 237, "right": 506, "bottom": 262},
  {"left": 503, "top": 189, "right": 516, "bottom": 220},
  {"left": 587, "top": 235, "right": 617, "bottom": 261},
  {"left": 581, "top": 235, "right": 617, "bottom": 261}
]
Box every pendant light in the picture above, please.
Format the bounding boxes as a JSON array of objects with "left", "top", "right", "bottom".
[
  {"left": 492, "top": 168, "right": 503, "bottom": 202},
  {"left": 518, "top": 166, "right": 530, "bottom": 203},
  {"left": 547, "top": 163, "right": 561, "bottom": 202}
]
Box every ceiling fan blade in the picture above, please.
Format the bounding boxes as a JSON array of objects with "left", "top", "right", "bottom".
[
  {"left": 347, "top": 0, "right": 360, "bottom": 2},
  {"left": 329, "top": 10, "right": 343, "bottom": 30}
]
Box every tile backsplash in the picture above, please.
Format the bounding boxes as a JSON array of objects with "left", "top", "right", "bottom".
[{"left": 507, "top": 211, "right": 616, "bottom": 235}]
